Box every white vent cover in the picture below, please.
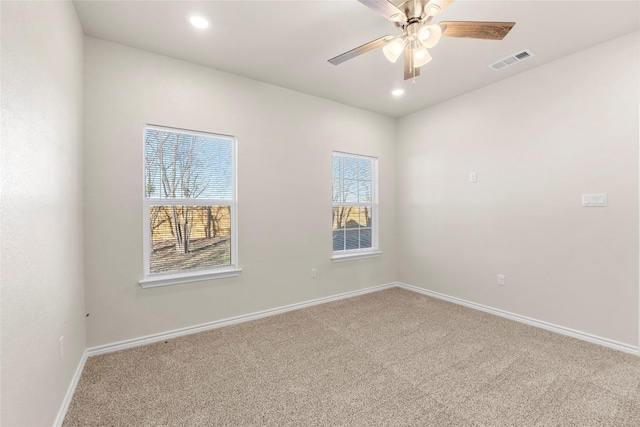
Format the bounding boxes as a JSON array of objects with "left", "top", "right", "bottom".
[{"left": 489, "top": 49, "right": 534, "bottom": 71}]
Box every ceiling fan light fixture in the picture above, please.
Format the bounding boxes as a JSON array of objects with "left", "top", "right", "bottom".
[
  {"left": 424, "top": 5, "right": 441, "bottom": 18},
  {"left": 412, "top": 46, "right": 432, "bottom": 68},
  {"left": 382, "top": 37, "right": 406, "bottom": 63},
  {"left": 423, "top": 0, "right": 455, "bottom": 18},
  {"left": 418, "top": 24, "right": 442, "bottom": 49}
]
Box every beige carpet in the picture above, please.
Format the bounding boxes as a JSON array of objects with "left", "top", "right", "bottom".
[{"left": 64, "top": 288, "right": 640, "bottom": 426}]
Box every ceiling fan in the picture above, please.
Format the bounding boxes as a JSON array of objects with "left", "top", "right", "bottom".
[{"left": 328, "top": 0, "right": 515, "bottom": 80}]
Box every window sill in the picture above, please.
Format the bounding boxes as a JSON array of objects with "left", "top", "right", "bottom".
[
  {"left": 331, "top": 250, "right": 382, "bottom": 263},
  {"left": 139, "top": 267, "right": 242, "bottom": 289}
]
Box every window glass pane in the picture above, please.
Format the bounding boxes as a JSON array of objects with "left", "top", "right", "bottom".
[
  {"left": 332, "top": 178, "right": 341, "bottom": 203},
  {"left": 360, "top": 229, "right": 372, "bottom": 249},
  {"left": 343, "top": 156, "right": 358, "bottom": 179},
  {"left": 345, "top": 207, "right": 360, "bottom": 228},
  {"left": 332, "top": 207, "right": 346, "bottom": 230},
  {"left": 358, "top": 158, "right": 372, "bottom": 180},
  {"left": 345, "top": 229, "right": 359, "bottom": 250},
  {"left": 333, "top": 230, "right": 345, "bottom": 251},
  {"left": 358, "top": 181, "right": 371, "bottom": 203},
  {"left": 343, "top": 179, "right": 358, "bottom": 203},
  {"left": 145, "top": 129, "right": 233, "bottom": 200},
  {"left": 360, "top": 207, "right": 372, "bottom": 227},
  {"left": 332, "top": 155, "right": 342, "bottom": 180},
  {"left": 149, "top": 205, "right": 231, "bottom": 274}
]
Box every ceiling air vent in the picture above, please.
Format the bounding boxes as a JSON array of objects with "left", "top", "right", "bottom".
[{"left": 489, "top": 49, "right": 535, "bottom": 71}]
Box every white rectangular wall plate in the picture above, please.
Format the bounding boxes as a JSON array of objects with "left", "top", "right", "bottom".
[{"left": 582, "top": 193, "right": 607, "bottom": 207}]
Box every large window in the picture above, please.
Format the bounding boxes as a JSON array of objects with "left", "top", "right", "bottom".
[
  {"left": 332, "top": 152, "right": 379, "bottom": 259},
  {"left": 140, "top": 125, "right": 238, "bottom": 287}
]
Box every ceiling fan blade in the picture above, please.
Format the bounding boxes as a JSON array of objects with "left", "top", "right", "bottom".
[
  {"left": 328, "top": 36, "right": 392, "bottom": 65},
  {"left": 358, "top": 0, "right": 406, "bottom": 23},
  {"left": 403, "top": 47, "right": 420, "bottom": 80},
  {"left": 439, "top": 21, "right": 516, "bottom": 40}
]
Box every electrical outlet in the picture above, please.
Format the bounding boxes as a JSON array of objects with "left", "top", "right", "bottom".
[
  {"left": 497, "top": 275, "right": 505, "bottom": 286},
  {"left": 311, "top": 268, "right": 317, "bottom": 279},
  {"left": 469, "top": 172, "right": 477, "bottom": 183},
  {"left": 59, "top": 336, "right": 64, "bottom": 359}
]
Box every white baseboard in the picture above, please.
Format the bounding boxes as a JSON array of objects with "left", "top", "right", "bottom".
[
  {"left": 53, "top": 349, "right": 88, "bottom": 427},
  {"left": 87, "top": 282, "right": 397, "bottom": 357},
  {"left": 396, "top": 282, "right": 639, "bottom": 356}
]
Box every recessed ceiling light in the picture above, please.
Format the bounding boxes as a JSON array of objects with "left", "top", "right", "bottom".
[
  {"left": 189, "top": 16, "right": 209, "bottom": 29},
  {"left": 391, "top": 89, "right": 405, "bottom": 96}
]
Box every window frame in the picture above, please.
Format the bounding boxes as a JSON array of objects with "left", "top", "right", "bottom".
[
  {"left": 331, "top": 151, "right": 381, "bottom": 262},
  {"left": 139, "top": 124, "right": 240, "bottom": 288}
]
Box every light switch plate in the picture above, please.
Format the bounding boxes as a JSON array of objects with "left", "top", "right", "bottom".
[{"left": 582, "top": 193, "right": 607, "bottom": 207}]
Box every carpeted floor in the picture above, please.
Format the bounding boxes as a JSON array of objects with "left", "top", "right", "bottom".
[{"left": 64, "top": 288, "right": 640, "bottom": 426}]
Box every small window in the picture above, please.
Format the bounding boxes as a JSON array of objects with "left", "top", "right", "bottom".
[
  {"left": 332, "top": 152, "right": 379, "bottom": 258},
  {"left": 141, "top": 125, "right": 239, "bottom": 287}
]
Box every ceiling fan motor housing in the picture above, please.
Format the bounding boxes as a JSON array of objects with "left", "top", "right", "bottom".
[
  {"left": 397, "top": 0, "right": 426, "bottom": 20},
  {"left": 396, "top": 17, "right": 419, "bottom": 31}
]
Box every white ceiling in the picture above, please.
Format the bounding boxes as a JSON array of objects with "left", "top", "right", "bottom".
[{"left": 73, "top": 0, "right": 639, "bottom": 118}]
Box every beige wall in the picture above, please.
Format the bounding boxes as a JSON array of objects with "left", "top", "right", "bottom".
[
  {"left": 83, "top": 38, "right": 398, "bottom": 347},
  {"left": 397, "top": 31, "right": 639, "bottom": 346},
  {"left": 0, "top": 1, "right": 86, "bottom": 425}
]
